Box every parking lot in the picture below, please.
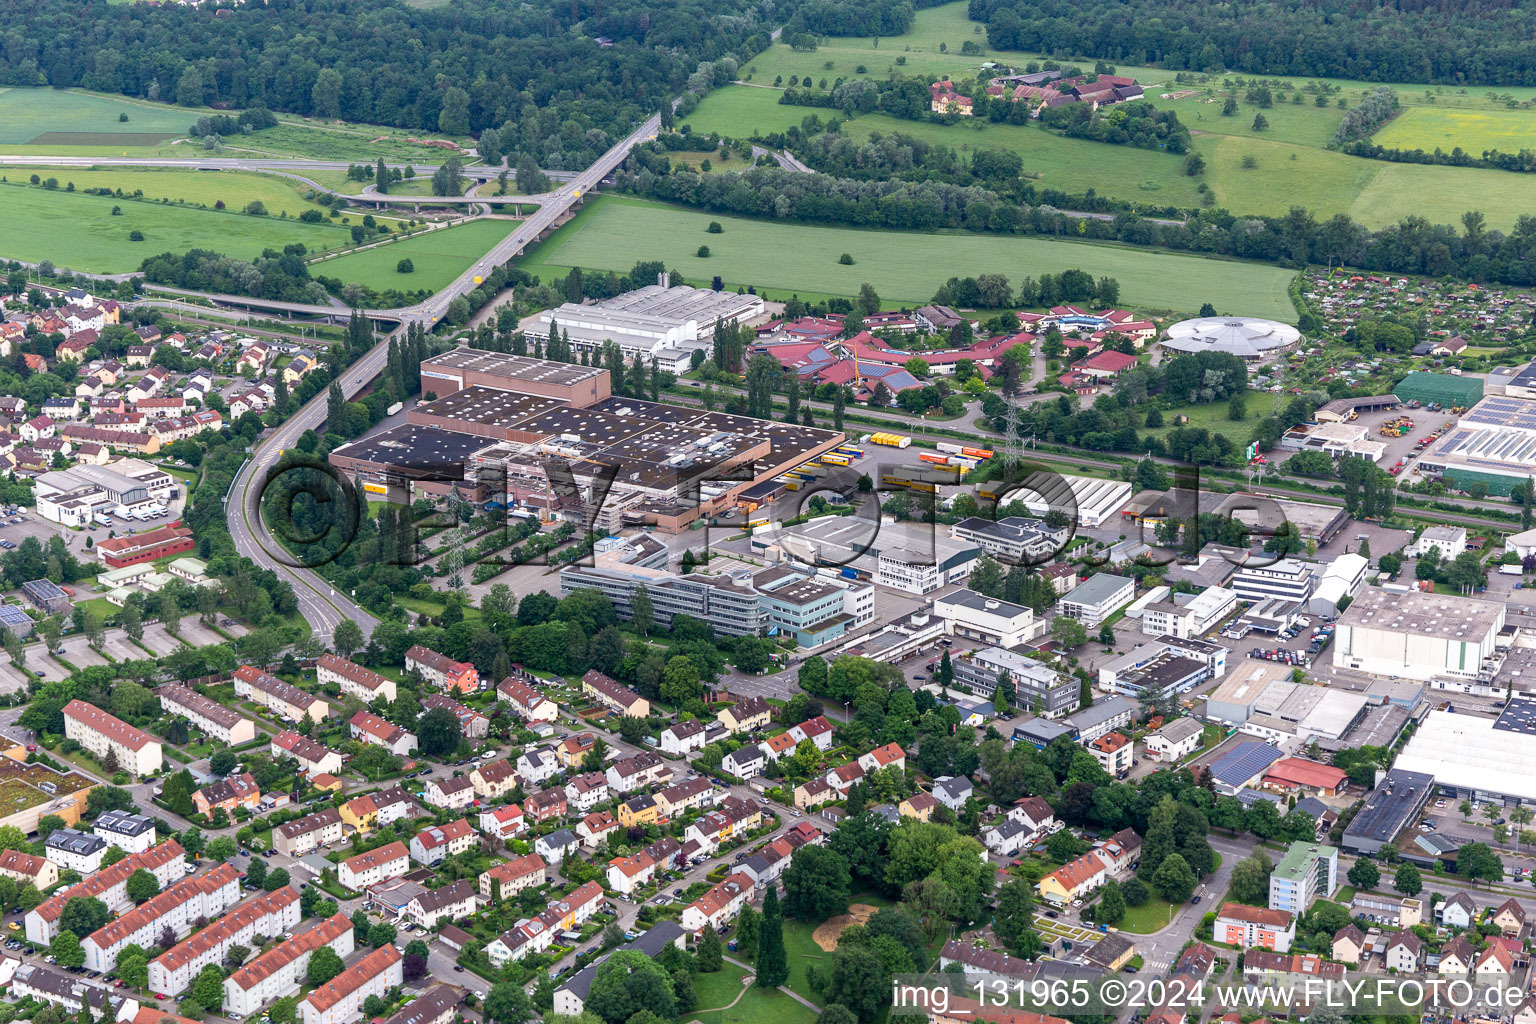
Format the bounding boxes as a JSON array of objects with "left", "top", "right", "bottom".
[
  {"left": 139, "top": 622, "right": 185, "bottom": 657},
  {"left": 56, "top": 634, "right": 110, "bottom": 670}
]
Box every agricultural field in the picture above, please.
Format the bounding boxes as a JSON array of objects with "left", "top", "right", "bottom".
[
  {"left": 309, "top": 218, "right": 514, "bottom": 291},
  {"left": 0, "top": 87, "right": 192, "bottom": 146},
  {"left": 1373, "top": 106, "right": 1536, "bottom": 155},
  {"left": 681, "top": 86, "right": 814, "bottom": 138},
  {"left": 0, "top": 182, "right": 352, "bottom": 273},
  {"left": 0, "top": 87, "right": 477, "bottom": 164},
  {"left": 519, "top": 195, "right": 1299, "bottom": 317},
  {"left": 9, "top": 167, "right": 331, "bottom": 219}
]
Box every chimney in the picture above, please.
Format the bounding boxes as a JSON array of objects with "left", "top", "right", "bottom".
[{"left": 659, "top": 271, "right": 670, "bottom": 289}]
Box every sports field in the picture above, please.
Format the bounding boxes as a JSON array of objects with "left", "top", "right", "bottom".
[
  {"left": 520, "top": 196, "right": 1299, "bottom": 317},
  {"left": 0, "top": 87, "right": 192, "bottom": 145},
  {"left": 0, "top": 182, "right": 351, "bottom": 272},
  {"left": 310, "top": 218, "right": 514, "bottom": 291}
]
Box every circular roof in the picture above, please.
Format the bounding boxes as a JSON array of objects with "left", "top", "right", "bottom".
[{"left": 1162, "top": 316, "right": 1301, "bottom": 357}]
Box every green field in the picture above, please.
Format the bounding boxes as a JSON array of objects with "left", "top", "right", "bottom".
[
  {"left": 15, "top": 167, "right": 332, "bottom": 218},
  {"left": 1374, "top": 106, "right": 1536, "bottom": 154},
  {"left": 0, "top": 87, "right": 193, "bottom": 145},
  {"left": 0, "top": 182, "right": 352, "bottom": 272},
  {"left": 683, "top": 85, "right": 817, "bottom": 138},
  {"left": 520, "top": 195, "right": 1299, "bottom": 316},
  {"left": 310, "top": 218, "right": 515, "bottom": 290}
]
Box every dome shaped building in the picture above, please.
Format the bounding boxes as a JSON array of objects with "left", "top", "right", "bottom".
[{"left": 1159, "top": 316, "right": 1302, "bottom": 363}]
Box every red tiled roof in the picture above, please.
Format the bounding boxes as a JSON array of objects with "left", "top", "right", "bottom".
[
  {"left": 1217, "top": 902, "right": 1294, "bottom": 928},
  {"left": 63, "top": 699, "right": 155, "bottom": 751}
]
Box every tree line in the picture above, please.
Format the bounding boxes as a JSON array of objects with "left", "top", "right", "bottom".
[{"left": 966, "top": 0, "right": 1536, "bottom": 87}]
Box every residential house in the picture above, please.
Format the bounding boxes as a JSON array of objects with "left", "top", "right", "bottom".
[
  {"left": 717, "top": 695, "right": 771, "bottom": 734},
  {"left": 275, "top": 808, "right": 344, "bottom": 857},
  {"left": 656, "top": 777, "right": 719, "bottom": 817},
  {"left": 517, "top": 748, "right": 561, "bottom": 787},
  {"left": 722, "top": 743, "right": 766, "bottom": 779},
  {"left": 1477, "top": 943, "right": 1514, "bottom": 985},
  {"left": 1494, "top": 896, "right": 1526, "bottom": 938},
  {"left": 410, "top": 819, "right": 478, "bottom": 866},
  {"left": 899, "top": 792, "right": 937, "bottom": 822},
  {"left": 618, "top": 794, "right": 660, "bottom": 829},
  {"left": 857, "top": 743, "right": 906, "bottom": 775},
  {"left": 422, "top": 693, "right": 488, "bottom": 739},
  {"left": 337, "top": 842, "right": 410, "bottom": 890},
  {"left": 787, "top": 715, "right": 834, "bottom": 750},
  {"left": 679, "top": 872, "right": 754, "bottom": 935},
  {"left": 268, "top": 731, "right": 345, "bottom": 777},
  {"left": 192, "top": 773, "right": 261, "bottom": 816},
  {"left": 1332, "top": 924, "right": 1365, "bottom": 965},
  {"left": 564, "top": 772, "right": 610, "bottom": 813},
  {"left": 339, "top": 785, "right": 414, "bottom": 833},
  {"left": 577, "top": 810, "right": 618, "bottom": 851},
  {"left": 1214, "top": 903, "right": 1295, "bottom": 952},
  {"left": 471, "top": 759, "right": 520, "bottom": 801},
  {"left": 555, "top": 732, "right": 598, "bottom": 768},
  {"left": 606, "top": 751, "right": 671, "bottom": 793},
  {"left": 582, "top": 670, "right": 649, "bottom": 717},
  {"left": 607, "top": 850, "right": 658, "bottom": 896},
  {"left": 1386, "top": 931, "right": 1422, "bottom": 973},
  {"left": 526, "top": 788, "right": 569, "bottom": 825},
  {"left": 403, "top": 879, "right": 478, "bottom": 930},
  {"left": 349, "top": 710, "right": 416, "bottom": 756},
  {"left": 0, "top": 849, "right": 58, "bottom": 891},
  {"left": 405, "top": 645, "right": 480, "bottom": 693},
  {"left": 1037, "top": 851, "right": 1109, "bottom": 904},
  {"left": 233, "top": 665, "right": 330, "bottom": 723},
  {"left": 660, "top": 720, "right": 708, "bottom": 757},
  {"left": 478, "top": 804, "right": 525, "bottom": 841},
  {"left": 485, "top": 881, "right": 603, "bottom": 967},
  {"left": 795, "top": 778, "right": 834, "bottom": 810},
  {"left": 498, "top": 677, "right": 558, "bottom": 722},
  {"left": 317, "top": 655, "right": 397, "bottom": 704},
  {"left": 480, "top": 853, "right": 546, "bottom": 901},
  {"left": 1144, "top": 718, "right": 1204, "bottom": 762},
  {"left": 534, "top": 829, "right": 582, "bottom": 866},
  {"left": 932, "top": 776, "right": 973, "bottom": 812},
  {"left": 423, "top": 776, "right": 476, "bottom": 812},
  {"left": 1439, "top": 891, "right": 1477, "bottom": 929},
  {"left": 43, "top": 830, "right": 108, "bottom": 874},
  {"left": 1439, "top": 935, "right": 1476, "bottom": 975}
]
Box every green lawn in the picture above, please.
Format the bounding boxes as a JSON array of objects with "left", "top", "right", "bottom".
[
  {"left": 15, "top": 167, "right": 334, "bottom": 219},
  {"left": 694, "top": 964, "right": 752, "bottom": 1011},
  {"left": 0, "top": 180, "right": 353, "bottom": 272},
  {"left": 683, "top": 86, "right": 815, "bottom": 138},
  {"left": 689, "top": 982, "right": 816, "bottom": 1024},
  {"left": 309, "top": 218, "right": 515, "bottom": 291},
  {"left": 1369, "top": 105, "right": 1536, "bottom": 154},
  {"left": 520, "top": 195, "right": 1299, "bottom": 317},
  {"left": 1116, "top": 896, "right": 1178, "bottom": 933}
]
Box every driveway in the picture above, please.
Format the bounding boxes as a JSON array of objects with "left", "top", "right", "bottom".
[{"left": 139, "top": 622, "right": 184, "bottom": 657}]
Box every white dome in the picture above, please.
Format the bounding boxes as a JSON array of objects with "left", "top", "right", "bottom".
[{"left": 1161, "top": 316, "right": 1301, "bottom": 359}]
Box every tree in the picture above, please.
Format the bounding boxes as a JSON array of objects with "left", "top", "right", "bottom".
[
  {"left": 1151, "top": 852, "right": 1196, "bottom": 903},
  {"left": 697, "top": 929, "right": 723, "bottom": 972},
  {"left": 117, "top": 949, "right": 149, "bottom": 990},
  {"left": 782, "top": 845, "right": 852, "bottom": 921},
  {"left": 245, "top": 857, "right": 267, "bottom": 888},
  {"left": 333, "top": 619, "right": 364, "bottom": 659},
  {"left": 52, "top": 929, "right": 85, "bottom": 969},
  {"left": 59, "top": 897, "right": 110, "bottom": 936},
  {"left": 438, "top": 86, "right": 470, "bottom": 135},
  {"left": 1228, "top": 851, "right": 1272, "bottom": 904},
  {"left": 1252, "top": 113, "right": 1269, "bottom": 131},
  {"left": 417, "top": 707, "right": 462, "bottom": 757},
  {"left": 306, "top": 946, "right": 345, "bottom": 987},
  {"left": 125, "top": 869, "right": 160, "bottom": 902},
  {"left": 1347, "top": 858, "right": 1380, "bottom": 890},
  {"left": 1097, "top": 880, "right": 1126, "bottom": 924},
  {"left": 368, "top": 922, "right": 397, "bottom": 948},
  {"left": 210, "top": 748, "right": 238, "bottom": 776},
  {"left": 991, "top": 877, "right": 1035, "bottom": 951},
  {"left": 1458, "top": 842, "right": 1503, "bottom": 885},
  {"left": 631, "top": 585, "right": 653, "bottom": 638},
  {"left": 484, "top": 982, "right": 535, "bottom": 1024},
  {"left": 822, "top": 945, "right": 888, "bottom": 1024},
  {"left": 190, "top": 963, "right": 225, "bottom": 1009},
  {"left": 374, "top": 158, "right": 390, "bottom": 195},
  {"left": 1393, "top": 863, "right": 1422, "bottom": 896},
  {"left": 586, "top": 951, "right": 677, "bottom": 1024},
  {"left": 1050, "top": 617, "right": 1088, "bottom": 649},
  {"left": 756, "top": 885, "right": 789, "bottom": 987},
  {"left": 264, "top": 867, "right": 291, "bottom": 892}
]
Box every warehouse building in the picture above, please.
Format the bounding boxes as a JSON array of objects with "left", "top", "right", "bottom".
[
  {"left": 1418, "top": 394, "right": 1536, "bottom": 495},
  {"left": 1011, "top": 472, "right": 1133, "bottom": 529},
  {"left": 417, "top": 348, "right": 611, "bottom": 405},
  {"left": 1342, "top": 768, "right": 1434, "bottom": 855},
  {"left": 1099, "top": 636, "right": 1227, "bottom": 700},
  {"left": 1333, "top": 588, "right": 1505, "bottom": 681},
  {"left": 1393, "top": 699, "right": 1536, "bottom": 805}
]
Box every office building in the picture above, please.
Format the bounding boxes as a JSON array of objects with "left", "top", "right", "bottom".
[
  {"left": 933, "top": 589, "right": 1044, "bottom": 647},
  {"left": 951, "top": 646, "right": 1078, "bottom": 717},
  {"left": 1140, "top": 586, "right": 1237, "bottom": 638},
  {"left": 1058, "top": 574, "right": 1135, "bottom": 629},
  {"left": 1098, "top": 636, "right": 1227, "bottom": 699},
  {"left": 1231, "top": 559, "right": 1317, "bottom": 604}
]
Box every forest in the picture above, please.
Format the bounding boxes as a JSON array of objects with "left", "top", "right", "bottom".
[
  {"left": 967, "top": 0, "right": 1536, "bottom": 86},
  {"left": 0, "top": 0, "right": 780, "bottom": 168}
]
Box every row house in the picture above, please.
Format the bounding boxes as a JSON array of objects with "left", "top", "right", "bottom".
[
  {"left": 338, "top": 841, "right": 410, "bottom": 890},
  {"left": 582, "top": 670, "right": 650, "bottom": 717},
  {"left": 235, "top": 342, "right": 269, "bottom": 374},
  {"left": 149, "top": 411, "right": 224, "bottom": 443},
  {"left": 478, "top": 803, "right": 525, "bottom": 840},
  {"left": 406, "top": 645, "right": 480, "bottom": 693},
  {"left": 192, "top": 772, "right": 261, "bottom": 817},
  {"left": 60, "top": 425, "right": 160, "bottom": 455},
  {"left": 422, "top": 692, "right": 489, "bottom": 739},
  {"left": 154, "top": 684, "right": 258, "bottom": 745},
  {"left": 485, "top": 881, "right": 605, "bottom": 967},
  {"left": 718, "top": 695, "right": 771, "bottom": 734},
  {"left": 526, "top": 788, "right": 569, "bottom": 825},
  {"left": 607, "top": 850, "right": 658, "bottom": 896},
  {"left": 11, "top": 963, "right": 133, "bottom": 1018},
  {"left": 148, "top": 886, "right": 300, "bottom": 996},
  {"left": 498, "top": 677, "right": 558, "bottom": 722},
  {"left": 422, "top": 775, "right": 475, "bottom": 811},
  {"left": 403, "top": 878, "right": 478, "bottom": 929},
  {"left": 517, "top": 747, "right": 561, "bottom": 786},
  {"left": 607, "top": 751, "right": 672, "bottom": 793},
  {"left": 297, "top": 943, "right": 403, "bottom": 1024},
  {"left": 660, "top": 720, "right": 707, "bottom": 757},
  {"left": 471, "top": 759, "right": 520, "bottom": 800},
  {"left": 656, "top": 777, "right": 720, "bottom": 816},
  {"left": 222, "top": 912, "right": 355, "bottom": 1017},
  {"left": 350, "top": 710, "right": 416, "bottom": 756},
  {"left": 578, "top": 810, "right": 619, "bottom": 850},
  {"left": 1037, "top": 851, "right": 1110, "bottom": 904},
  {"left": 233, "top": 665, "right": 330, "bottom": 723},
  {"left": 739, "top": 837, "right": 795, "bottom": 889},
  {"left": 336, "top": 786, "right": 412, "bottom": 830},
  {"left": 617, "top": 794, "right": 659, "bottom": 828},
  {"left": 275, "top": 808, "right": 344, "bottom": 857},
  {"left": 83, "top": 863, "right": 242, "bottom": 972},
  {"left": 680, "top": 872, "right": 754, "bottom": 935},
  {"left": 644, "top": 836, "right": 684, "bottom": 872},
  {"left": 411, "top": 819, "right": 478, "bottom": 866},
  {"left": 270, "top": 730, "right": 345, "bottom": 777},
  {"left": 556, "top": 732, "right": 598, "bottom": 769},
  {"left": 25, "top": 839, "right": 185, "bottom": 945},
  {"left": 41, "top": 396, "right": 81, "bottom": 420},
  {"left": 62, "top": 699, "right": 162, "bottom": 776},
  {"left": 55, "top": 335, "right": 93, "bottom": 364},
  {"left": 684, "top": 798, "right": 762, "bottom": 857},
  {"left": 564, "top": 771, "right": 610, "bottom": 813},
  {"left": 317, "top": 654, "right": 397, "bottom": 704},
  {"left": 136, "top": 396, "right": 189, "bottom": 418},
  {"left": 479, "top": 853, "right": 546, "bottom": 901}
]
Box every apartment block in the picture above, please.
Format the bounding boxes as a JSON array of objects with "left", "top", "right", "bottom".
[
  {"left": 223, "top": 912, "right": 356, "bottom": 1017},
  {"left": 1268, "top": 842, "right": 1339, "bottom": 915},
  {"left": 233, "top": 666, "right": 330, "bottom": 723},
  {"left": 270, "top": 730, "right": 345, "bottom": 776},
  {"left": 83, "top": 862, "right": 242, "bottom": 972},
  {"left": 62, "top": 699, "right": 162, "bottom": 775},
  {"left": 411, "top": 819, "right": 479, "bottom": 866},
  {"left": 338, "top": 841, "right": 410, "bottom": 890},
  {"left": 26, "top": 838, "right": 185, "bottom": 946},
  {"left": 90, "top": 809, "right": 157, "bottom": 855},
  {"left": 154, "top": 684, "right": 258, "bottom": 745},
  {"left": 275, "top": 808, "right": 345, "bottom": 858},
  {"left": 317, "top": 654, "right": 397, "bottom": 704},
  {"left": 405, "top": 645, "right": 480, "bottom": 694},
  {"left": 479, "top": 853, "right": 547, "bottom": 901},
  {"left": 297, "top": 943, "right": 403, "bottom": 1024},
  {"left": 404, "top": 879, "right": 478, "bottom": 929},
  {"left": 149, "top": 887, "right": 301, "bottom": 996}
]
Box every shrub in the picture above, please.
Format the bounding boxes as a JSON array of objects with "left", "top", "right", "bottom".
[
  {"left": 838, "top": 253, "right": 854, "bottom": 264},
  {"left": 707, "top": 221, "right": 723, "bottom": 233},
  {"left": 696, "top": 245, "right": 710, "bottom": 258},
  {"left": 244, "top": 200, "right": 268, "bottom": 215},
  {"left": 397, "top": 258, "right": 415, "bottom": 274},
  {"left": 128, "top": 230, "right": 145, "bottom": 241}
]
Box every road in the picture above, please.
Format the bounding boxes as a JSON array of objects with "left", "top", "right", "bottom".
[{"left": 226, "top": 115, "right": 661, "bottom": 638}]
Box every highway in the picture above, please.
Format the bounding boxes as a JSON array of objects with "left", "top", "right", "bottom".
[{"left": 226, "top": 114, "right": 660, "bottom": 640}]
